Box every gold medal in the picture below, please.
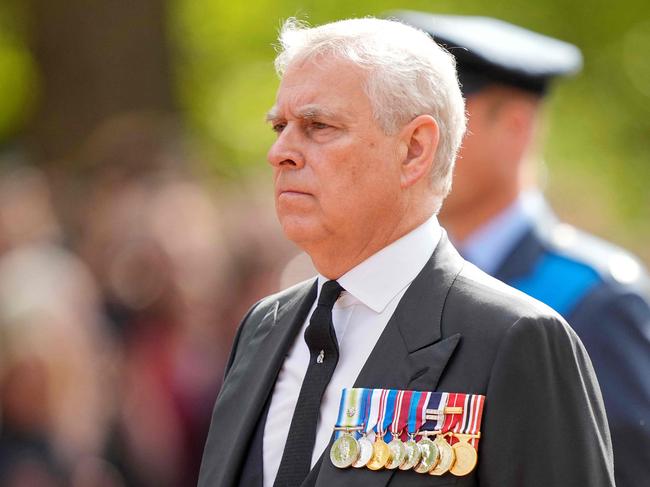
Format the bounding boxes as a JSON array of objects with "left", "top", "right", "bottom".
[
  {"left": 399, "top": 437, "right": 421, "bottom": 470},
  {"left": 449, "top": 434, "right": 478, "bottom": 476},
  {"left": 385, "top": 435, "right": 407, "bottom": 469},
  {"left": 366, "top": 437, "right": 391, "bottom": 471},
  {"left": 414, "top": 437, "right": 440, "bottom": 473},
  {"left": 352, "top": 435, "right": 374, "bottom": 468},
  {"left": 330, "top": 433, "right": 360, "bottom": 469},
  {"left": 430, "top": 434, "right": 456, "bottom": 476}
]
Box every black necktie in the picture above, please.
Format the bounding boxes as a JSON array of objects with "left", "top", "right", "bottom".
[{"left": 273, "top": 280, "right": 344, "bottom": 487}]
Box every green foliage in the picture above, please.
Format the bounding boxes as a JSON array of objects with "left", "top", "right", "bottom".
[{"left": 0, "top": 1, "right": 37, "bottom": 144}]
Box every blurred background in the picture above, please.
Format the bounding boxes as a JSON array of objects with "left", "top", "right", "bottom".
[{"left": 0, "top": 0, "right": 647, "bottom": 485}]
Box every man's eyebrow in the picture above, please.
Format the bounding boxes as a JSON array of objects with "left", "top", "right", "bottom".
[
  {"left": 265, "top": 104, "right": 347, "bottom": 123},
  {"left": 297, "top": 105, "right": 337, "bottom": 120},
  {"left": 266, "top": 106, "right": 280, "bottom": 123}
]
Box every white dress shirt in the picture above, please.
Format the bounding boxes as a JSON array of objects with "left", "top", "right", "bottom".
[{"left": 263, "top": 215, "right": 442, "bottom": 486}]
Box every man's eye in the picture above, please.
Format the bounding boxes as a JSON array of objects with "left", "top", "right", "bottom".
[
  {"left": 271, "top": 122, "right": 286, "bottom": 133},
  {"left": 311, "top": 122, "right": 330, "bottom": 130}
]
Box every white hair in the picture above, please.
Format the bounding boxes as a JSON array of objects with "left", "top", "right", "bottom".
[{"left": 274, "top": 17, "right": 467, "bottom": 208}]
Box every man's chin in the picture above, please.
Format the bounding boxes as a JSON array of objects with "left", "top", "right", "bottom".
[{"left": 278, "top": 217, "right": 324, "bottom": 249}]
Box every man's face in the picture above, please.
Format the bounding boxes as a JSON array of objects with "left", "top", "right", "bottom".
[
  {"left": 267, "top": 56, "right": 404, "bottom": 254},
  {"left": 440, "top": 90, "right": 520, "bottom": 221}
]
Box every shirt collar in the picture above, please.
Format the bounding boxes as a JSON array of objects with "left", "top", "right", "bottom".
[
  {"left": 317, "top": 215, "right": 441, "bottom": 313},
  {"left": 458, "top": 191, "right": 544, "bottom": 274}
]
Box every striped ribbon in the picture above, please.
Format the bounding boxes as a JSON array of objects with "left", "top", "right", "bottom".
[
  {"left": 333, "top": 388, "right": 366, "bottom": 440},
  {"left": 389, "top": 390, "right": 412, "bottom": 440},
  {"left": 443, "top": 393, "right": 485, "bottom": 449},
  {"left": 421, "top": 392, "right": 445, "bottom": 434},
  {"left": 333, "top": 389, "right": 485, "bottom": 448},
  {"left": 457, "top": 394, "right": 485, "bottom": 449},
  {"left": 377, "top": 389, "right": 398, "bottom": 441}
]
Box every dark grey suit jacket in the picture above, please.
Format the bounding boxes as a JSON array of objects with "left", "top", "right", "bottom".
[
  {"left": 199, "top": 235, "right": 615, "bottom": 487},
  {"left": 492, "top": 210, "right": 650, "bottom": 487}
]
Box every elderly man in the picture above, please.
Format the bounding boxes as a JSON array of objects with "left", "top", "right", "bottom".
[
  {"left": 390, "top": 11, "right": 650, "bottom": 487},
  {"left": 198, "top": 18, "right": 614, "bottom": 487}
]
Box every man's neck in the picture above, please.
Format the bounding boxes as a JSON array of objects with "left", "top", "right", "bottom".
[
  {"left": 309, "top": 212, "right": 435, "bottom": 279},
  {"left": 442, "top": 189, "right": 519, "bottom": 243}
]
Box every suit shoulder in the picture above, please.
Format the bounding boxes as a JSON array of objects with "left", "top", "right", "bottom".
[
  {"left": 453, "top": 260, "right": 566, "bottom": 326},
  {"left": 444, "top": 262, "right": 582, "bottom": 385}
]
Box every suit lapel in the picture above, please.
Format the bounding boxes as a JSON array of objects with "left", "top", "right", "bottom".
[
  {"left": 200, "top": 280, "right": 317, "bottom": 487},
  {"left": 311, "top": 235, "right": 465, "bottom": 487}
]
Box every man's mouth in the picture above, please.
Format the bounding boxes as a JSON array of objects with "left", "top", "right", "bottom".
[{"left": 277, "top": 188, "right": 311, "bottom": 197}]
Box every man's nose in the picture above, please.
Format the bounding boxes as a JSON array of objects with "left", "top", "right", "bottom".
[{"left": 267, "top": 125, "right": 305, "bottom": 169}]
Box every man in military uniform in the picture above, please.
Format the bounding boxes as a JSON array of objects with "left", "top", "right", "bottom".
[
  {"left": 199, "top": 17, "right": 614, "bottom": 487},
  {"left": 392, "top": 11, "right": 650, "bottom": 487}
]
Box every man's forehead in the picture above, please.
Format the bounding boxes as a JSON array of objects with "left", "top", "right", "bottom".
[{"left": 268, "top": 59, "right": 369, "bottom": 122}]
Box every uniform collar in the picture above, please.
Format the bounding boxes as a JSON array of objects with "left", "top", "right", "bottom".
[{"left": 458, "top": 191, "right": 546, "bottom": 274}]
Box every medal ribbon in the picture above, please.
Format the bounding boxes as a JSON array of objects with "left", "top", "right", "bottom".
[
  {"left": 456, "top": 394, "right": 485, "bottom": 449},
  {"left": 421, "top": 392, "right": 445, "bottom": 434},
  {"left": 373, "top": 389, "right": 389, "bottom": 438},
  {"left": 433, "top": 392, "right": 449, "bottom": 432},
  {"left": 442, "top": 392, "right": 466, "bottom": 445},
  {"left": 355, "top": 388, "right": 373, "bottom": 440},
  {"left": 333, "top": 388, "right": 365, "bottom": 439},
  {"left": 377, "top": 389, "right": 398, "bottom": 442},
  {"left": 355, "top": 388, "right": 372, "bottom": 439},
  {"left": 404, "top": 390, "right": 430, "bottom": 440},
  {"left": 471, "top": 395, "right": 486, "bottom": 448},
  {"left": 364, "top": 388, "right": 383, "bottom": 440},
  {"left": 389, "top": 390, "right": 412, "bottom": 440},
  {"left": 334, "top": 390, "right": 485, "bottom": 446}
]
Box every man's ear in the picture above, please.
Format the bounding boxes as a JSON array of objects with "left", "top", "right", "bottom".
[
  {"left": 399, "top": 114, "right": 439, "bottom": 188},
  {"left": 495, "top": 95, "right": 540, "bottom": 169}
]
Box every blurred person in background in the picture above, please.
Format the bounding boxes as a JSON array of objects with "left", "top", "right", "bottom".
[
  {"left": 393, "top": 11, "right": 650, "bottom": 486},
  {"left": 0, "top": 165, "right": 123, "bottom": 487},
  {"left": 0, "top": 113, "right": 294, "bottom": 487},
  {"left": 74, "top": 114, "right": 229, "bottom": 487},
  {"left": 73, "top": 114, "right": 295, "bottom": 486}
]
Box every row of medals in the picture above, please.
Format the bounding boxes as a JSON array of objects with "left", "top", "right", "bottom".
[{"left": 330, "top": 430, "right": 478, "bottom": 476}]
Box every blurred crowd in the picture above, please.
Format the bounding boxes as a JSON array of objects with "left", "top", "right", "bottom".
[{"left": 0, "top": 114, "right": 297, "bottom": 487}]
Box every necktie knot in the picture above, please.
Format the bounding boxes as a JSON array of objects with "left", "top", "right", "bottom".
[
  {"left": 305, "top": 280, "right": 342, "bottom": 354},
  {"left": 318, "top": 280, "right": 344, "bottom": 308}
]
